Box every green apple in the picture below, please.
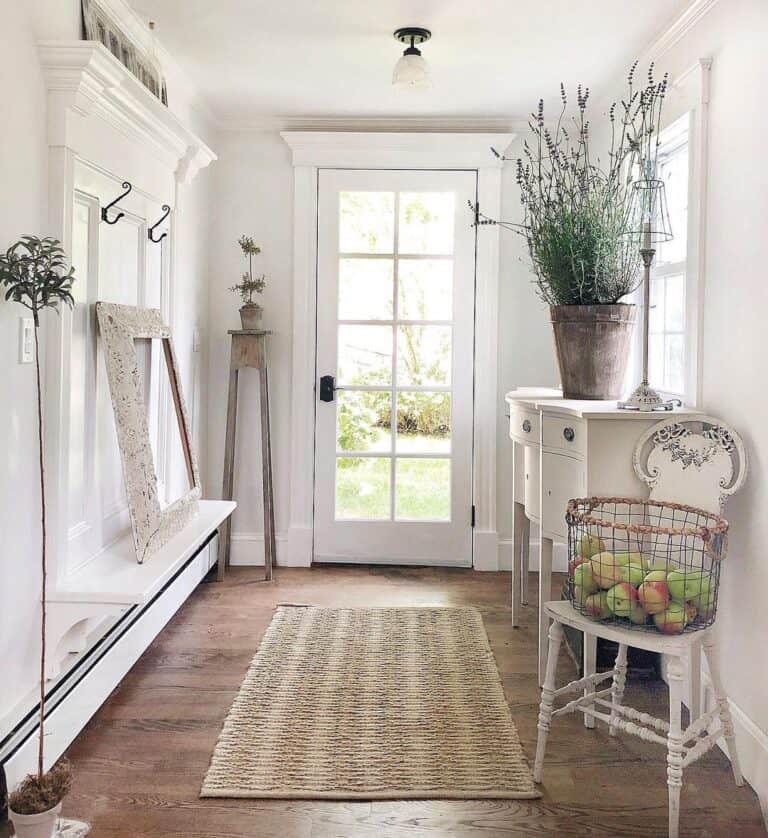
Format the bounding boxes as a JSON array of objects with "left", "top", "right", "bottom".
[
  {"left": 573, "top": 562, "right": 598, "bottom": 595},
  {"left": 606, "top": 582, "right": 639, "bottom": 617},
  {"left": 625, "top": 562, "right": 646, "bottom": 587},
  {"left": 628, "top": 601, "right": 649, "bottom": 625},
  {"left": 667, "top": 569, "right": 709, "bottom": 602},
  {"left": 572, "top": 585, "right": 589, "bottom": 606},
  {"left": 614, "top": 551, "right": 644, "bottom": 568},
  {"left": 584, "top": 591, "right": 611, "bottom": 620},
  {"left": 690, "top": 585, "right": 716, "bottom": 620},
  {"left": 637, "top": 578, "right": 670, "bottom": 615},
  {"left": 590, "top": 551, "right": 630, "bottom": 589},
  {"left": 653, "top": 601, "right": 687, "bottom": 635},
  {"left": 647, "top": 559, "right": 676, "bottom": 574},
  {"left": 578, "top": 534, "right": 606, "bottom": 559},
  {"left": 643, "top": 569, "right": 668, "bottom": 584}
]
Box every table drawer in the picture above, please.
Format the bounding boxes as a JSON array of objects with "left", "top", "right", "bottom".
[
  {"left": 509, "top": 406, "right": 540, "bottom": 446},
  {"left": 542, "top": 414, "right": 586, "bottom": 458}
]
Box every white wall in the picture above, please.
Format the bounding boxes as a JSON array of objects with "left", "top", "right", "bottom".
[
  {"left": 0, "top": 0, "right": 50, "bottom": 722},
  {"left": 651, "top": 0, "right": 768, "bottom": 788},
  {"left": 206, "top": 131, "right": 294, "bottom": 559},
  {"left": 0, "top": 0, "right": 215, "bottom": 725}
]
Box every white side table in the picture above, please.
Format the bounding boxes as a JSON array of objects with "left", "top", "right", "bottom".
[{"left": 505, "top": 390, "right": 701, "bottom": 690}]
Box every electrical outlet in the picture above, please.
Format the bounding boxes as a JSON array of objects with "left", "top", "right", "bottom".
[{"left": 19, "top": 317, "right": 34, "bottom": 364}]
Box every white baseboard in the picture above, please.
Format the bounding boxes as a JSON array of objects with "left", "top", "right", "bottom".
[
  {"left": 473, "top": 530, "right": 499, "bottom": 571},
  {"left": 497, "top": 538, "right": 569, "bottom": 573},
  {"left": 230, "top": 530, "right": 311, "bottom": 566},
  {"left": 660, "top": 655, "right": 768, "bottom": 807}
]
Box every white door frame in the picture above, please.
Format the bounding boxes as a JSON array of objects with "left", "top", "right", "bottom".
[{"left": 281, "top": 132, "right": 514, "bottom": 570}]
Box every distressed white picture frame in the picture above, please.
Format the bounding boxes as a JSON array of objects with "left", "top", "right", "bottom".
[{"left": 96, "top": 302, "right": 201, "bottom": 562}]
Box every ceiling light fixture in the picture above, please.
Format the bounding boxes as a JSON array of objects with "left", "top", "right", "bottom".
[{"left": 392, "top": 27, "right": 432, "bottom": 90}]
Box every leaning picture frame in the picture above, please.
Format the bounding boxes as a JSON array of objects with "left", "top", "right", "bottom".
[{"left": 96, "top": 302, "right": 200, "bottom": 563}]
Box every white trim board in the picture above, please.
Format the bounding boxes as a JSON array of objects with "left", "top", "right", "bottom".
[{"left": 281, "top": 131, "right": 513, "bottom": 569}]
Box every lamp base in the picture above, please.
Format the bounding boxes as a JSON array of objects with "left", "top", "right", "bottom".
[{"left": 618, "top": 382, "right": 681, "bottom": 412}]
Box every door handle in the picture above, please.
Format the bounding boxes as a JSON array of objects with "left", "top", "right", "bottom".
[{"left": 319, "top": 375, "right": 336, "bottom": 402}]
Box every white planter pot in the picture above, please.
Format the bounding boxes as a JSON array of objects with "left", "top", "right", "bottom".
[{"left": 9, "top": 801, "right": 62, "bottom": 838}]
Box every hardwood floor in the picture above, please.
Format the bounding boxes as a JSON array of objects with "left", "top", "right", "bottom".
[{"left": 57, "top": 566, "right": 764, "bottom": 837}]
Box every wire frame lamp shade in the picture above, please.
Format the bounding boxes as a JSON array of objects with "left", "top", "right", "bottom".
[{"left": 623, "top": 176, "right": 674, "bottom": 247}]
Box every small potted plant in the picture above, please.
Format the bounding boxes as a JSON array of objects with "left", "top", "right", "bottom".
[
  {"left": 0, "top": 236, "right": 76, "bottom": 838},
  {"left": 511, "top": 62, "right": 668, "bottom": 399},
  {"left": 230, "top": 235, "right": 265, "bottom": 329}
]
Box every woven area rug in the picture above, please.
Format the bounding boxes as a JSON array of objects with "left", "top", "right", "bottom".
[{"left": 201, "top": 605, "right": 539, "bottom": 800}]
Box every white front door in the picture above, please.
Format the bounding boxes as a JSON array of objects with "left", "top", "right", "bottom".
[{"left": 314, "top": 169, "right": 477, "bottom": 565}]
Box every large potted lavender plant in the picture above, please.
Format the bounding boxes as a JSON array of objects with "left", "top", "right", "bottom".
[{"left": 514, "top": 63, "right": 668, "bottom": 399}]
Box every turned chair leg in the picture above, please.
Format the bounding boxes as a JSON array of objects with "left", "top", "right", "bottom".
[
  {"left": 533, "top": 619, "right": 564, "bottom": 783},
  {"left": 703, "top": 635, "right": 744, "bottom": 787},
  {"left": 666, "top": 655, "right": 685, "bottom": 838},
  {"left": 609, "top": 643, "right": 628, "bottom": 737}
]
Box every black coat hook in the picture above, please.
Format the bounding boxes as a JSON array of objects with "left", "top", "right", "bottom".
[
  {"left": 101, "top": 181, "right": 132, "bottom": 224},
  {"left": 148, "top": 204, "right": 171, "bottom": 243}
]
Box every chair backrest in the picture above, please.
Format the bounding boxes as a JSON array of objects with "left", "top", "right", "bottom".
[{"left": 633, "top": 415, "right": 747, "bottom": 515}]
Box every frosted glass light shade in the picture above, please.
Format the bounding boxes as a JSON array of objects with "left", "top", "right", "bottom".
[{"left": 392, "top": 53, "right": 431, "bottom": 89}]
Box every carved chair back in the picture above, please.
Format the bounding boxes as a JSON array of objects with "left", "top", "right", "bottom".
[{"left": 633, "top": 416, "right": 747, "bottom": 515}]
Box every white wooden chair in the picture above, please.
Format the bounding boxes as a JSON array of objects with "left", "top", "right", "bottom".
[{"left": 532, "top": 416, "right": 748, "bottom": 838}]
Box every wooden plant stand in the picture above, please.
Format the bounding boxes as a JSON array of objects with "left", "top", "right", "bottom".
[{"left": 219, "top": 329, "right": 275, "bottom": 581}]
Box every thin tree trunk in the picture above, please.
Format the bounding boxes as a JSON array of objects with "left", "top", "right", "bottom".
[{"left": 34, "top": 323, "right": 46, "bottom": 780}]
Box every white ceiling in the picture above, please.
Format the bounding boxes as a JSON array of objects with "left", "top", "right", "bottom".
[{"left": 128, "top": 0, "right": 693, "bottom": 123}]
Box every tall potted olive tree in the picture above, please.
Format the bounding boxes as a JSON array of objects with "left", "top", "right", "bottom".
[
  {"left": 1, "top": 236, "right": 75, "bottom": 838},
  {"left": 512, "top": 63, "right": 668, "bottom": 399}
]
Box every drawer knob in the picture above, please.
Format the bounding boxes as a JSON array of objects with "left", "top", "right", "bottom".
[
  {"left": 563, "top": 426, "right": 575, "bottom": 442},
  {"left": 522, "top": 419, "right": 532, "bottom": 433}
]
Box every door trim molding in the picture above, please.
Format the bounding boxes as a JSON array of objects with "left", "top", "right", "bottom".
[{"left": 281, "top": 132, "right": 515, "bottom": 568}]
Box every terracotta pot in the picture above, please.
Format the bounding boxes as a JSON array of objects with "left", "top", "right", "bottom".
[
  {"left": 550, "top": 304, "right": 636, "bottom": 400},
  {"left": 9, "top": 801, "right": 62, "bottom": 838},
  {"left": 239, "top": 304, "right": 263, "bottom": 330}
]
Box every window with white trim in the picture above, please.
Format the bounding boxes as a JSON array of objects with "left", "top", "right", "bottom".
[{"left": 648, "top": 118, "right": 689, "bottom": 397}]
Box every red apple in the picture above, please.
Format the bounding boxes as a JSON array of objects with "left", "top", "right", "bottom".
[
  {"left": 584, "top": 591, "right": 611, "bottom": 620},
  {"left": 653, "top": 601, "right": 687, "bottom": 634},
  {"left": 568, "top": 556, "right": 587, "bottom": 577},
  {"left": 606, "top": 582, "right": 639, "bottom": 617},
  {"left": 683, "top": 602, "right": 698, "bottom": 625},
  {"left": 628, "top": 601, "right": 649, "bottom": 625},
  {"left": 637, "top": 579, "right": 670, "bottom": 615}
]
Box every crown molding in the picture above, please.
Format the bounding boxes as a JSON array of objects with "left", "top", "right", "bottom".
[
  {"left": 280, "top": 130, "right": 516, "bottom": 169},
  {"left": 38, "top": 41, "right": 216, "bottom": 184},
  {"left": 221, "top": 114, "right": 528, "bottom": 136},
  {"left": 645, "top": 0, "right": 721, "bottom": 60}
]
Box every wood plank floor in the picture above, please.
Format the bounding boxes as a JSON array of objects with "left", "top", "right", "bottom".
[{"left": 55, "top": 566, "right": 764, "bottom": 837}]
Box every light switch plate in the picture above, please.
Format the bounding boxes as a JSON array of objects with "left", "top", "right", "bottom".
[{"left": 19, "top": 317, "right": 34, "bottom": 364}]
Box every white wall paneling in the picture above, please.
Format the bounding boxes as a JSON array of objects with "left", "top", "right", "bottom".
[{"left": 280, "top": 132, "right": 513, "bottom": 569}]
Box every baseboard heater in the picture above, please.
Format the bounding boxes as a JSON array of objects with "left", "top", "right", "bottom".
[{"left": 0, "top": 531, "right": 218, "bottom": 796}]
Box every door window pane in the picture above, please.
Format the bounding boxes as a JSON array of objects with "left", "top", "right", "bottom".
[
  {"left": 339, "top": 259, "right": 393, "bottom": 320},
  {"left": 338, "top": 325, "right": 392, "bottom": 385},
  {"left": 398, "top": 259, "right": 453, "bottom": 320},
  {"left": 398, "top": 192, "right": 455, "bottom": 255},
  {"left": 339, "top": 192, "right": 394, "bottom": 254},
  {"left": 396, "top": 392, "right": 450, "bottom": 453},
  {"left": 395, "top": 458, "right": 450, "bottom": 520},
  {"left": 336, "top": 457, "right": 390, "bottom": 519},
  {"left": 336, "top": 390, "right": 391, "bottom": 453},
  {"left": 397, "top": 325, "right": 451, "bottom": 386}
]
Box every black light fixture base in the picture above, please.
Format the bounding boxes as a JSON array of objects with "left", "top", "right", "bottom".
[{"left": 393, "top": 27, "right": 431, "bottom": 45}]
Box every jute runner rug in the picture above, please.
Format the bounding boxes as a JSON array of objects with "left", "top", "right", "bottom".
[{"left": 201, "top": 605, "right": 539, "bottom": 800}]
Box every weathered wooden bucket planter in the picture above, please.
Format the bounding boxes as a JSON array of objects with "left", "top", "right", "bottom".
[{"left": 550, "top": 304, "right": 636, "bottom": 400}]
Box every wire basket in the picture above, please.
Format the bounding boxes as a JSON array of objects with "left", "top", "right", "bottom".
[{"left": 565, "top": 497, "right": 728, "bottom": 634}]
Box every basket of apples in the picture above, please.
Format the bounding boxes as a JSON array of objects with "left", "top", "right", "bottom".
[{"left": 565, "top": 497, "right": 727, "bottom": 634}]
